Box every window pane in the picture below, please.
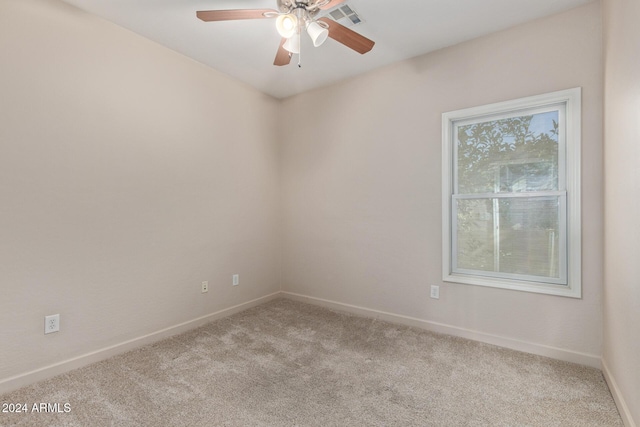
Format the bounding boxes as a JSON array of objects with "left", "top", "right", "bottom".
[
  {"left": 456, "top": 197, "right": 561, "bottom": 280},
  {"left": 456, "top": 111, "right": 559, "bottom": 194}
]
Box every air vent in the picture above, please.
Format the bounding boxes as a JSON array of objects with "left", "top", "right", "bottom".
[{"left": 326, "top": 3, "right": 363, "bottom": 27}]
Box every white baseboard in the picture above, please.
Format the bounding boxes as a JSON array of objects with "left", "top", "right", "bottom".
[
  {"left": 602, "top": 358, "right": 637, "bottom": 427},
  {"left": 0, "top": 292, "right": 281, "bottom": 396},
  {"left": 282, "top": 291, "right": 602, "bottom": 369}
]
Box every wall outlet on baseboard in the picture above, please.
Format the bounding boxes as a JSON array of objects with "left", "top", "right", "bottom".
[
  {"left": 44, "top": 314, "right": 60, "bottom": 334},
  {"left": 430, "top": 285, "right": 440, "bottom": 299},
  {"left": 232, "top": 274, "right": 239, "bottom": 286},
  {"left": 201, "top": 281, "right": 208, "bottom": 293}
]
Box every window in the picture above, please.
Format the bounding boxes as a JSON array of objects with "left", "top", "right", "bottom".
[{"left": 442, "top": 88, "right": 581, "bottom": 297}]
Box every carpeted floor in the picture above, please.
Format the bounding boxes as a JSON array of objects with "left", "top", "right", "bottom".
[{"left": 0, "top": 299, "right": 622, "bottom": 426}]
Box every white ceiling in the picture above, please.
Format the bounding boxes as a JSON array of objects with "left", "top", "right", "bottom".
[{"left": 60, "top": 0, "right": 594, "bottom": 99}]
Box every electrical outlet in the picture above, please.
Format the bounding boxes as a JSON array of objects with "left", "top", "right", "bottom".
[
  {"left": 201, "top": 281, "right": 209, "bottom": 293},
  {"left": 232, "top": 274, "right": 239, "bottom": 286},
  {"left": 430, "top": 285, "right": 440, "bottom": 299},
  {"left": 44, "top": 314, "right": 60, "bottom": 334}
]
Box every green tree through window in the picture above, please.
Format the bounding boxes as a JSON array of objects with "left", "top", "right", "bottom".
[{"left": 455, "top": 113, "right": 561, "bottom": 279}]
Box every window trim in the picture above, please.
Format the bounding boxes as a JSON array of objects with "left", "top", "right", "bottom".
[{"left": 441, "top": 88, "right": 582, "bottom": 298}]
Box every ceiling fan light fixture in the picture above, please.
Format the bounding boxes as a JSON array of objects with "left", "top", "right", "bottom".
[
  {"left": 276, "top": 14, "right": 298, "bottom": 38},
  {"left": 306, "top": 21, "right": 329, "bottom": 47},
  {"left": 196, "top": 1, "right": 376, "bottom": 67},
  {"left": 283, "top": 34, "right": 300, "bottom": 54}
]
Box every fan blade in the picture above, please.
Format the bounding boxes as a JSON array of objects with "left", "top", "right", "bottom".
[
  {"left": 318, "top": 18, "right": 375, "bottom": 54},
  {"left": 196, "top": 9, "right": 278, "bottom": 22},
  {"left": 274, "top": 38, "right": 292, "bottom": 66},
  {"left": 318, "top": 0, "right": 347, "bottom": 10}
]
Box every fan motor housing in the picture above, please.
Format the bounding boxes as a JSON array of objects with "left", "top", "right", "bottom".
[{"left": 278, "top": 0, "right": 325, "bottom": 13}]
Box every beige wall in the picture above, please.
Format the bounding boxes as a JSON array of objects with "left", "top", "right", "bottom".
[
  {"left": 603, "top": 0, "right": 640, "bottom": 424},
  {"left": 281, "top": 3, "right": 604, "bottom": 361},
  {"left": 0, "top": 0, "right": 280, "bottom": 386}
]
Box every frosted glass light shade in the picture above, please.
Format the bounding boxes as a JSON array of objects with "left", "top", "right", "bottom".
[
  {"left": 283, "top": 35, "right": 300, "bottom": 54},
  {"left": 307, "top": 21, "right": 328, "bottom": 47},
  {"left": 276, "top": 14, "right": 297, "bottom": 38}
]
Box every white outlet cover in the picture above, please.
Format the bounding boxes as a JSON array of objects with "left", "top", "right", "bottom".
[
  {"left": 202, "top": 281, "right": 209, "bottom": 293},
  {"left": 233, "top": 274, "right": 239, "bottom": 286},
  {"left": 430, "top": 285, "right": 440, "bottom": 299},
  {"left": 45, "top": 314, "right": 60, "bottom": 334}
]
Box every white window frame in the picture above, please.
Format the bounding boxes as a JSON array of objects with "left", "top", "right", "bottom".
[{"left": 442, "top": 88, "right": 581, "bottom": 298}]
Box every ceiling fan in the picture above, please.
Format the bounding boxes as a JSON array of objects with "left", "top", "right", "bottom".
[{"left": 196, "top": 0, "right": 375, "bottom": 67}]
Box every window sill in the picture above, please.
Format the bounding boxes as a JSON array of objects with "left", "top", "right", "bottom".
[{"left": 443, "top": 273, "right": 581, "bottom": 298}]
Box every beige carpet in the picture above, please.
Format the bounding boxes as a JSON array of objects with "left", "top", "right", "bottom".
[{"left": 0, "top": 299, "right": 622, "bottom": 426}]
